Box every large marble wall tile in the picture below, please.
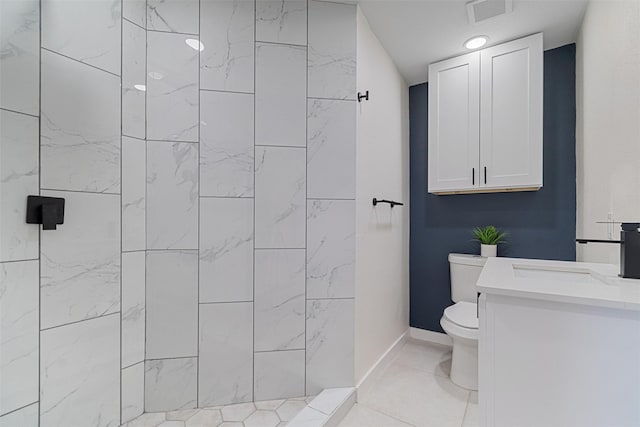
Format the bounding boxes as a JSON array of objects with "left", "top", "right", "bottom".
[
  {"left": 147, "top": 0, "right": 199, "bottom": 34},
  {"left": 42, "top": 0, "right": 121, "bottom": 75},
  {"left": 145, "top": 358, "right": 197, "bottom": 412},
  {"left": 200, "top": 91, "right": 254, "bottom": 197},
  {"left": 147, "top": 31, "right": 198, "bottom": 142},
  {"left": 122, "top": 137, "right": 146, "bottom": 251},
  {"left": 306, "top": 299, "right": 354, "bottom": 395},
  {"left": 0, "top": 110, "right": 39, "bottom": 262},
  {"left": 40, "top": 313, "right": 120, "bottom": 427},
  {"left": 0, "top": 0, "right": 39, "bottom": 115},
  {"left": 200, "top": 198, "right": 253, "bottom": 303},
  {"left": 307, "top": 99, "right": 356, "bottom": 199},
  {"left": 0, "top": 261, "right": 38, "bottom": 415},
  {"left": 0, "top": 402, "right": 38, "bottom": 427},
  {"left": 306, "top": 200, "right": 355, "bottom": 299},
  {"left": 308, "top": 1, "right": 356, "bottom": 100},
  {"left": 41, "top": 191, "right": 120, "bottom": 329},
  {"left": 146, "top": 251, "right": 198, "bottom": 359},
  {"left": 199, "top": 302, "right": 253, "bottom": 406},
  {"left": 200, "top": 0, "right": 254, "bottom": 93},
  {"left": 122, "top": 362, "right": 144, "bottom": 423},
  {"left": 254, "top": 249, "right": 305, "bottom": 351},
  {"left": 122, "top": 21, "right": 146, "bottom": 140},
  {"left": 147, "top": 141, "right": 198, "bottom": 250},
  {"left": 254, "top": 350, "right": 305, "bottom": 400},
  {"left": 122, "top": 252, "right": 145, "bottom": 368},
  {"left": 255, "top": 147, "right": 306, "bottom": 248},
  {"left": 123, "top": 0, "right": 146, "bottom": 28},
  {"left": 41, "top": 50, "right": 120, "bottom": 193},
  {"left": 255, "top": 43, "right": 306, "bottom": 147},
  {"left": 256, "top": 0, "right": 307, "bottom": 46}
]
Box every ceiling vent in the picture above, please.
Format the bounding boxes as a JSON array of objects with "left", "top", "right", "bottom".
[{"left": 466, "top": 0, "right": 513, "bottom": 24}]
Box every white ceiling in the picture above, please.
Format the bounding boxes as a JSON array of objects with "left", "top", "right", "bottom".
[{"left": 359, "top": 0, "right": 589, "bottom": 85}]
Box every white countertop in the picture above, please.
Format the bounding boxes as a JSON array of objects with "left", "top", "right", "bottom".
[{"left": 476, "top": 257, "right": 640, "bottom": 311}]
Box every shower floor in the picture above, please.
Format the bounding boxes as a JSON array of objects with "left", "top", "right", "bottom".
[{"left": 122, "top": 396, "right": 315, "bottom": 427}]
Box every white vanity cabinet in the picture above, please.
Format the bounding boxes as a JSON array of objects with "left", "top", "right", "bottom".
[
  {"left": 477, "top": 257, "right": 640, "bottom": 427},
  {"left": 428, "top": 33, "right": 543, "bottom": 194}
]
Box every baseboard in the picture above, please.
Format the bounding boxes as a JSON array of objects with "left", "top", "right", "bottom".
[
  {"left": 409, "top": 327, "right": 452, "bottom": 346},
  {"left": 356, "top": 330, "right": 409, "bottom": 400}
]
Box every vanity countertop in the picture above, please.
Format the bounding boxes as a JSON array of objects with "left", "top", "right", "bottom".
[{"left": 477, "top": 257, "right": 640, "bottom": 311}]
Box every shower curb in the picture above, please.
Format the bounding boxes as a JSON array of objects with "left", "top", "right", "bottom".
[{"left": 287, "top": 387, "right": 356, "bottom": 427}]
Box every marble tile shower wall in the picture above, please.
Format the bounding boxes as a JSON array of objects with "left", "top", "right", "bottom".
[{"left": 0, "top": 0, "right": 355, "bottom": 425}]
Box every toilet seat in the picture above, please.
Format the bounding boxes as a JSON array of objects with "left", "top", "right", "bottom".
[
  {"left": 441, "top": 302, "right": 479, "bottom": 341},
  {"left": 443, "top": 302, "right": 478, "bottom": 329}
]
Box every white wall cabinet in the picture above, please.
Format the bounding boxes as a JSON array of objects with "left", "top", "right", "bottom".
[{"left": 428, "top": 33, "right": 543, "bottom": 194}]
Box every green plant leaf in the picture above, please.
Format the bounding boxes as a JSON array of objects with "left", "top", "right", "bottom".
[{"left": 472, "top": 225, "right": 508, "bottom": 245}]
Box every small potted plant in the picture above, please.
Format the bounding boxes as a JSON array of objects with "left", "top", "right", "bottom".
[{"left": 472, "top": 225, "right": 508, "bottom": 257}]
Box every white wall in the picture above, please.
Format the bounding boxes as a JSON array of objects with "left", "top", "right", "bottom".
[
  {"left": 576, "top": 0, "right": 640, "bottom": 264},
  {"left": 355, "top": 8, "right": 410, "bottom": 384}
]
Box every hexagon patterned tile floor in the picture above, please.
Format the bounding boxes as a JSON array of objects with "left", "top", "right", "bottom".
[{"left": 122, "top": 396, "right": 315, "bottom": 427}]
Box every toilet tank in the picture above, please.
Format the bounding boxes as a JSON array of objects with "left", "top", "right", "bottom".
[{"left": 449, "top": 253, "right": 487, "bottom": 303}]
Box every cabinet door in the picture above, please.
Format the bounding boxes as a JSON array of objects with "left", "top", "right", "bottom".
[
  {"left": 428, "top": 52, "right": 480, "bottom": 193},
  {"left": 480, "top": 33, "right": 543, "bottom": 189}
]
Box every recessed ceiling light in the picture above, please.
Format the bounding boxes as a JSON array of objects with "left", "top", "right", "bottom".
[
  {"left": 185, "top": 38, "right": 204, "bottom": 52},
  {"left": 464, "top": 36, "right": 488, "bottom": 50},
  {"left": 134, "top": 84, "right": 146, "bottom": 92}
]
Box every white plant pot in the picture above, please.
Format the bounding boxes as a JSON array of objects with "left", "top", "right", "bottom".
[{"left": 481, "top": 244, "right": 498, "bottom": 258}]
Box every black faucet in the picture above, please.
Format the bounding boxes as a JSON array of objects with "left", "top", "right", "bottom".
[{"left": 577, "top": 222, "right": 640, "bottom": 279}]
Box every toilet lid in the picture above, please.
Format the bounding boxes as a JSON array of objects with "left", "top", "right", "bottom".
[{"left": 444, "top": 302, "right": 478, "bottom": 329}]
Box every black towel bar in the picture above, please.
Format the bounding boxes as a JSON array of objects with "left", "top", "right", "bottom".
[{"left": 372, "top": 198, "right": 403, "bottom": 208}]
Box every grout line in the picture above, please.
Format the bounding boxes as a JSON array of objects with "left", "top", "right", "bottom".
[
  {"left": 146, "top": 139, "right": 199, "bottom": 144},
  {"left": 122, "top": 249, "right": 147, "bottom": 254},
  {"left": 304, "top": 0, "right": 309, "bottom": 397},
  {"left": 0, "top": 401, "right": 39, "bottom": 419},
  {"left": 0, "top": 107, "right": 39, "bottom": 118},
  {"left": 40, "top": 188, "right": 121, "bottom": 196},
  {"left": 200, "top": 88, "right": 254, "bottom": 96},
  {"left": 0, "top": 258, "right": 39, "bottom": 265},
  {"left": 254, "top": 348, "right": 305, "bottom": 354},
  {"left": 123, "top": 16, "right": 145, "bottom": 31},
  {"left": 40, "top": 47, "right": 121, "bottom": 77},
  {"left": 255, "top": 39, "right": 307, "bottom": 48},
  {"left": 252, "top": 0, "right": 257, "bottom": 403},
  {"left": 122, "top": 359, "right": 145, "bottom": 370},
  {"left": 198, "top": 301, "right": 256, "bottom": 305},
  {"left": 199, "top": 195, "right": 254, "bottom": 199},
  {"left": 145, "top": 248, "right": 199, "bottom": 252},
  {"left": 254, "top": 247, "right": 305, "bottom": 251},
  {"left": 146, "top": 28, "right": 199, "bottom": 37},
  {"left": 122, "top": 134, "right": 146, "bottom": 142},
  {"left": 196, "top": 0, "right": 201, "bottom": 408},
  {"left": 254, "top": 144, "right": 306, "bottom": 149},
  {"left": 145, "top": 355, "right": 198, "bottom": 362},
  {"left": 40, "top": 311, "right": 121, "bottom": 333},
  {"left": 119, "top": 0, "right": 124, "bottom": 421},
  {"left": 37, "top": 0, "right": 42, "bottom": 422},
  {"left": 143, "top": 0, "right": 149, "bottom": 413}
]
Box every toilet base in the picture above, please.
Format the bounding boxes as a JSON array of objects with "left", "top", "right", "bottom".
[{"left": 450, "top": 337, "right": 478, "bottom": 391}]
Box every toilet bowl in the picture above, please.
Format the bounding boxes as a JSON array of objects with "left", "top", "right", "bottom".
[
  {"left": 440, "top": 253, "right": 486, "bottom": 391},
  {"left": 440, "top": 301, "right": 478, "bottom": 390}
]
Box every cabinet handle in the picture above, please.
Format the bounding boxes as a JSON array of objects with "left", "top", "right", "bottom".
[
  {"left": 472, "top": 168, "right": 475, "bottom": 185},
  {"left": 484, "top": 166, "right": 487, "bottom": 184}
]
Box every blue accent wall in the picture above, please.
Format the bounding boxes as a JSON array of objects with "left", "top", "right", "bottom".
[{"left": 409, "top": 44, "right": 577, "bottom": 332}]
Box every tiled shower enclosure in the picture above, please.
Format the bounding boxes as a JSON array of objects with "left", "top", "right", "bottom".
[{"left": 0, "top": 0, "right": 356, "bottom": 425}]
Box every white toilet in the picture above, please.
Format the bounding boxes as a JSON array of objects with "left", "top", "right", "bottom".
[{"left": 440, "top": 253, "right": 486, "bottom": 391}]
